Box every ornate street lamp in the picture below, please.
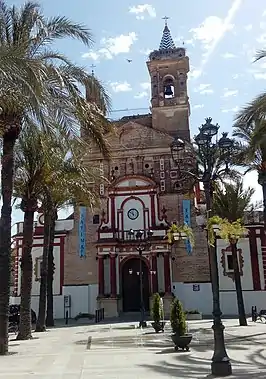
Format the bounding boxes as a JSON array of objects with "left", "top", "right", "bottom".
[
  {"left": 170, "top": 117, "right": 234, "bottom": 377},
  {"left": 128, "top": 229, "right": 153, "bottom": 328}
]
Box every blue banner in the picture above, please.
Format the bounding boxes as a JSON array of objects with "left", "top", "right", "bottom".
[
  {"left": 79, "top": 206, "right": 86, "bottom": 257},
  {"left": 182, "top": 199, "right": 192, "bottom": 255}
]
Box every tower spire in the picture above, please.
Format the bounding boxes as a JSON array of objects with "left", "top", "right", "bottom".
[{"left": 159, "top": 16, "right": 176, "bottom": 50}]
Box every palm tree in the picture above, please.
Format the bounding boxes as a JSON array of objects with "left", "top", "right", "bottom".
[
  {"left": 35, "top": 133, "right": 102, "bottom": 332},
  {"left": 233, "top": 120, "right": 266, "bottom": 224},
  {"left": 13, "top": 128, "right": 45, "bottom": 340},
  {"left": 212, "top": 179, "right": 262, "bottom": 222},
  {"left": 233, "top": 49, "right": 266, "bottom": 225},
  {"left": 0, "top": 1, "right": 111, "bottom": 354},
  {"left": 212, "top": 179, "right": 261, "bottom": 326}
]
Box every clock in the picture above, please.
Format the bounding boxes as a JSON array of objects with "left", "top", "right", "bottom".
[
  {"left": 127, "top": 208, "right": 139, "bottom": 220},
  {"left": 38, "top": 214, "right": 44, "bottom": 225}
]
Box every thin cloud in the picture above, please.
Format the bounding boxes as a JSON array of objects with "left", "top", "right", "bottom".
[
  {"left": 110, "top": 81, "right": 132, "bottom": 93},
  {"left": 82, "top": 32, "right": 137, "bottom": 60},
  {"left": 129, "top": 4, "right": 156, "bottom": 20},
  {"left": 221, "top": 52, "right": 236, "bottom": 59},
  {"left": 223, "top": 89, "right": 238, "bottom": 98},
  {"left": 190, "top": 0, "right": 242, "bottom": 79},
  {"left": 134, "top": 91, "right": 148, "bottom": 99}
]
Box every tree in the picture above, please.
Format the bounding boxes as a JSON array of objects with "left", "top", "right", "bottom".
[
  {"left": 0, "top": 1, "right": 111, "bottom": 354},
  {"left": 207, "top": 212, "right": 248, "bottom": 327},
  {"left": 34, "top": 133, "right": 103, "bottom": 332},
  {"left": 233, "top": 49, "right": 266, "bottom": 225},
  {"left": 212, "top": 179, "right": 262, "bottom": 223},
  {"left": 13, "top": 128, "right": 46, "bottom": 340},
  {"left": 233, "top": 120, "right": 266, "bottom": 224}
]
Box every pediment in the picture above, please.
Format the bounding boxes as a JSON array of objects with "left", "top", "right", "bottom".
[{"left": 105, "top": 121, "right": 173, "bottom": 150}]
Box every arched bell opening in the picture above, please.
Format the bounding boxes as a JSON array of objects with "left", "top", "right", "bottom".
[{"left": 163, "top": 77, "right": 175, "bottom": 99}]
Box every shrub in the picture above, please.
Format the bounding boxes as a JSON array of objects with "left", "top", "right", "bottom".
[
  {"left": 170, "top": 298, "right": 187, "bottom": 336},
  {"left": 185, "top": 309, "right": 200, "bottom": 314},
  {"left": 151, "top": 293, "right": 163, "bottom": 323}
]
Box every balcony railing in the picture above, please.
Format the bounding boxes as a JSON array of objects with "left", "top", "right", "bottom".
[{"left": 98, "top": 228, "right": 166, "bottom": 242}]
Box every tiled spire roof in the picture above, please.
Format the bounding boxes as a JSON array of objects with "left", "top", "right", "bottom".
[{"left": 159, "top": 18, "right": 176, "bottom": 50}]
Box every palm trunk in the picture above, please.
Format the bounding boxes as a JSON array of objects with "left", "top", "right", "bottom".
[
  {"left": 46, "top": 210, "right": 57, "bottom": 327},
  {"left": 0, "top": 132, "right": 16, "bottom": 355},
  {"left": 231, "top": 240, "right": 247, "bottom": 326},
  {"left": 35, "top": 209, "right": 51, "bottom": 332},
  {"left": 16, "top": 203, "right": 36, "bottom": 340},
  {"left": 262, "top": 180, "right": 266, "bottom": 227}
]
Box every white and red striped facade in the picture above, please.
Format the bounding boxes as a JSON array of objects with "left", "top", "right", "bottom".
[{"left": 11, "top": 218, "right": 73, "bottom": 318}]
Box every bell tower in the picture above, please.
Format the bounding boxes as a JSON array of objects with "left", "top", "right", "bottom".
[{"left": 147, "top": 18, "right": 190, "bottom": 139}]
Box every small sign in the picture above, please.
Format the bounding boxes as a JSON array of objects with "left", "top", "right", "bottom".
[{"left": 193, "top": 284, "right": 200, "bottom": 292}]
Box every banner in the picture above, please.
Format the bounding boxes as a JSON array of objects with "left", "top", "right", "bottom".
[
  {"left": 78, "top": 206, "right": 86, "bottom": 258},
  {"left": 182, "top": 199, "right": 192, "bottom": 255}
]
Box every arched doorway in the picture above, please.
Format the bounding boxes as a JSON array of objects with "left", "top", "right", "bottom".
[{"left": 122, "top": 257, "right": 150, "bottom": 312}]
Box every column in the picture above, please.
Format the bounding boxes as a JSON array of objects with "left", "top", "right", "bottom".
[
  {"left": 110, "top": 254, "right": 117, "bottom": 297},
  {"left": 98, "top": 256, "right": 104, "bottom": 296},
  {"left": 151, "top": 254, "right": 158, "bottom": 293},
  {"left": 164, "top": 253, "right": 171, "bottom": 294}
]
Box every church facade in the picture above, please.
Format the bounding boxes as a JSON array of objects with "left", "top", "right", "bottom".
[
  {"left": 63, "top": 21, "right": 210, "bottom": 318},
  {"left": 11, "top": 22, "right": 266, "bottom": 320}
]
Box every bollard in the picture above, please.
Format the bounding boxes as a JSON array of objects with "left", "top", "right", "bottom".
[
  {"left": 251, "top": 306, "right": 257, "bottom": 322},
  {"left": 65, "top": 310, "right": 69, "bottom": 325}
]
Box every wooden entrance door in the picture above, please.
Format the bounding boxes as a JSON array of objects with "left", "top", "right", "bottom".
[{"left": 122, "top": 257, "right": 150, "bottom": 312}]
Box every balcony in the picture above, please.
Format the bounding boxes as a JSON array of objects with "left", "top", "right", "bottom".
[{"left": 98, "top": 228, "right": 166, "bottom": 243}]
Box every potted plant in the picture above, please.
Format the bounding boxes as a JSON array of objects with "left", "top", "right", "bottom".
[
  {"left": 185, "top": 309, "right": 202, "bottom": 320},
  {"left": 166, "top": 223, "right": 194, "bottom": 247},
  {"left": 170, "top": 298, "right": 192, "bottom": 351},
  {"left": 151, "top": 293, "right": 165, "bottom": 333},
  {"left": 206, "top": 216, "right": 247, "bottom": 247}
]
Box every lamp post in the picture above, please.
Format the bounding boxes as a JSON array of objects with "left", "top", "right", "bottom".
[
  {"left": 128, "top": 229, "right": 153, "bottom": 328},
  {"left": 170, "top": 117, "right": 234, "bottom": 377}
]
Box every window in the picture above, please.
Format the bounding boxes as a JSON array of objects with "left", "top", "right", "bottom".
[
  {"left": 160, "top": 172, "right": 165, "bottom": 179},
  {"left": 159, "top": 158, "right": 164, "bottom": 171},
  {"left": 160, "top": 180, "right": 165, "bottom": 192},
  {"left": 99, "top": 184, "right": 105, "bottom": 196},
  {"left": 227, "top": 254, "right": 233, "bottom": 271},
  {"left": 93, "top": 215, "right": 100, "bottom": 224}
]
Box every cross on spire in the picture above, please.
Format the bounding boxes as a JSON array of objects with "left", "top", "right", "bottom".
[
  {"left": 162, "top": 16, "right": 169, "bottom": 26},
  {"left": 159, "top": 17, "right": 176, "bottom": 50},
  {"left": 90, "top": 64, "right": 96, "bottom": 76}
]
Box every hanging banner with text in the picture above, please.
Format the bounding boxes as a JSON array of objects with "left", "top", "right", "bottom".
[
  {"left": 78, "top": 206, "right": 86, "bottom": 258},
  {"left": 182, "top": 199, "right": 192, "bottom": 255}
]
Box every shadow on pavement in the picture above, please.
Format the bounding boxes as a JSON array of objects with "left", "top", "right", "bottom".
[{"left": 140, "top": 349, "right": 266, "bottom": 378}]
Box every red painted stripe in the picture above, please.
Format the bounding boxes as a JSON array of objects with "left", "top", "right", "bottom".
[{"left": 249, "top": 228, "right": 261, "bottom": 290}]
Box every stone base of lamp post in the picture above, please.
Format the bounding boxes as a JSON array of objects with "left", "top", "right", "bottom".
[
  {"left": 211, "top": 361, "right": 232, "bottom": 377},
  {"left": 97, "top": 297, "right": 119, "bottom": 318},
  {"left": 162, "top": 294, "right": 173, "bottom": 318}
]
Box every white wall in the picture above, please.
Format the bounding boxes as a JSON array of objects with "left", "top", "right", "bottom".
[
  {"left": 217, "top": 238, "right": 254, "bottom": 291},
  {"left": 220, "top": 291, "right": 266, "bottom": 315},
  {"left": 173, "top": 282, "right": 213, "bottom": 315},
  {"left": 11, "top": 284, "right": 98, "bottom": 320},
  {"left": 17, "top": 237, "right": 61, "bottom": 297}
]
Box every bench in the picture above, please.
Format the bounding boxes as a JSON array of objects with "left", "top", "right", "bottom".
[{"left": 251, "top": 306, "right": 266, "bottom": 323}]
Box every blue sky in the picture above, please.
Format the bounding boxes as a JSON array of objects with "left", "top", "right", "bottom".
[{"left": 7, "top": 0, "right": 266, "bottom": 225}]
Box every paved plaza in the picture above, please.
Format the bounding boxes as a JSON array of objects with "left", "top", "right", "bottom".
[{"left": 1, "top": 318, "right": 266, "bottom": 378}]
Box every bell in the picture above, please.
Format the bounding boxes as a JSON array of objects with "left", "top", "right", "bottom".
[{"left": 164, "top": 85, "right": 173, "bottom": 96}]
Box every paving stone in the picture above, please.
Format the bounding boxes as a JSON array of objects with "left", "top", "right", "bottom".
[{"left": 0, "top": 319, "right": 266, "bottom": 378}]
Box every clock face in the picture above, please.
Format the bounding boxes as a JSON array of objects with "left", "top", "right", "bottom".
[
  {"left": 127, "top": 208, "right": 139, "bottom": 220},
  {"left": 39, "top": 214, "right": 44, "bottom": 225}
]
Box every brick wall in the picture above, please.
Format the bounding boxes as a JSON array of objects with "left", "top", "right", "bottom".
[
  {"left": 64, "top": 203, "right": 106, "bottom": 286},
  {"left": 160, "top": 192, "right": 210, "bottom": 283}
]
